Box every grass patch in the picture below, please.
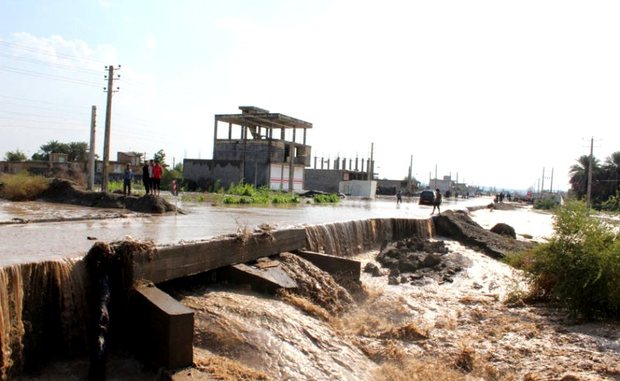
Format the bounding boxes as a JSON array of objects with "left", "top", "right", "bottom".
[
  {"left": 217, "top": 183, "right": 300, "bottom": 205},
  {"left": 0, "top": 172, "right": 49, "bottom": 201}
]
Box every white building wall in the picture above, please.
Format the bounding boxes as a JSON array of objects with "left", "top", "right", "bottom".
[
  {"left": 339, "top": 180, "right": 377, "bottom": 198},
  {"left": 269, "top": 163, "right": 304, "bottom": 191}
]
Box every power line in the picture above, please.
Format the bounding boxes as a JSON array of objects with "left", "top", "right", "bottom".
[
  {"left": 0, "top": 64, "right": 102, "bottom": 87},
  {"left": 0, "top": 51, "right": 101, "bottom": 76},
  {"left": 0, "top": 40, "right": 107, "bottom": 66},
  {"left": 0, "top": 94, "right": 92, "bottom": 109},
  {"left": 0, "top": 124, "right": 86, "bottom": 132}
]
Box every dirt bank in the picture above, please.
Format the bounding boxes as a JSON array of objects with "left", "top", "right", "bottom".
[
  {"left": 40, "top": 179, "right": 178, "bottom": 214},
  {"left": 433, "top": 209, "right": 534, "bottom": 259}
]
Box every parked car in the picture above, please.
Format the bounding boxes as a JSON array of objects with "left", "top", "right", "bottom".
[{"left": 418, "top": 189, "right": 435, "bottom": 205}]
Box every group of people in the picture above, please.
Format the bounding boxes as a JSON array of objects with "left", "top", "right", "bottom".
[
  {"left": 122, "top": 160, "right": 163, "bottom": 196},
  {"left": 142, "top": 160, "right": 163, "bottom": 195}
]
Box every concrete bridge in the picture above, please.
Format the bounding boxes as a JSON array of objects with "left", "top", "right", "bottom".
[{"left": 0, "top": 217, "right": 434, "bottom": 378}]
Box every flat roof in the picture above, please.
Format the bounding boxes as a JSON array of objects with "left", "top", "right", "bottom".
[{"left": 215, "top": 107, "right": 312, "bottom": 130}]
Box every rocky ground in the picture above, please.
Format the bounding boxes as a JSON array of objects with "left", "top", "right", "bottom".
[{"left": 354, "top": 206, "right": 620, "bottom": 381}]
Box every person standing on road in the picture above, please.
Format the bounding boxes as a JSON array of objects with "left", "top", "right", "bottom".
[
  {"left": 123, "top": 164, "right": 133, "bottom": 195},
  {"left": 396, "top": 190, "right": 402, "bottom": 204},
  {"left": 148, "top": 160, "right": 155, "bottom": 195},
  {"left": 152, "top": 160, "right": 163, "bottom": 196},
  {"left": 142, "top": 161, "right": 150, "bottom": 195},
  {"left": 431, "top": 188, "right": 442, "bottom": 215}
]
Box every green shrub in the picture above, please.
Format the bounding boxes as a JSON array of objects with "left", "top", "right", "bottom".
[
  {"left": 108, "top": 180, "right": 124, "bottom": 193},
  {"left": 0, "top": 172, "right": 49, "bottom": 201},
  {"left": 222, "top": 196, "right": 241, "bottom": 204},
  {"left": 509, "top": 201, "right": 620, "bottom": 316},
  {"left": 534, "top": 198, "right": 558, "bottom": 210},
  {"left": 218, "top": 183, "right": 300, "bottom": 205},
  {"left": 313, "top": 193, "right": 341, "bottom": 204},
  {"left": 209, "top": 179, "right": 223, "bottom": 193},
  {"left": 600, "top": 192, "right": 620, "bottom": 212},
  {"left": 227, "top": 182, "right": 256, "bottom": 197}
]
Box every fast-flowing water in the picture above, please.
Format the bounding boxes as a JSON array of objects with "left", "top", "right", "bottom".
[
  {"left": 0, "top": 259, "right": 89, "bottom": 380},
  {"left": 0, "top": 196, "right": 506, "bottom": 380},
  {"left": 0, "top": 196, "right": 490, "bottom": 265}
]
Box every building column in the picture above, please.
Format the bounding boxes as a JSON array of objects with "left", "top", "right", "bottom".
[{"left": 213, "top": 118, "right": 218, "bottom": 159}]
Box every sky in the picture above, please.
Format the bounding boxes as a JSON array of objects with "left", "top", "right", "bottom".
[{"left": 1, "top": 0, "right": 619, "bottom": 192}]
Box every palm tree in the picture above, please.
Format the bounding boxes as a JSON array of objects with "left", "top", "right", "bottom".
[
  {"left": 603, "top": 151, "right": 620, "bottom": 197},
  {"left": 569, "top": 155, "right": 600, "bottom": 199}
]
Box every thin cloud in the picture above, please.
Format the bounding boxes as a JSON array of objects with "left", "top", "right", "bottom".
[{"left": 9, "top": 32, "right": 118, "bottom": 69}]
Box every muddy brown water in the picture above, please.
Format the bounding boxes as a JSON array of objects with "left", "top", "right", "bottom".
[
  {"left": 7, "top": 197, "right": 607, "bottom": 381},
  {"left": 0, "top": 196, "right": 491, "bottom": 265}
]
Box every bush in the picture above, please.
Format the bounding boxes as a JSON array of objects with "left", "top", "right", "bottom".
[
  {"left": 227, "top": 182, "right": 256, "bottom": 197},
  {"left": 0, "top": 172, "right": 49, "bottom": 201},
  {"left": 509, "top": 201, "right": 620, "bottom": 316},
  {"left": 313, "top": 193, "right": 341, "bottom": 204},
  {"left": 534, "top": 198, "right": 558, "bottom": 210},
  {"left": 600, "top": 191, "right": 620, "bottom": 212}
]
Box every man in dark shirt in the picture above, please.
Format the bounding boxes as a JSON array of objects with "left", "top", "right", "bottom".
[{"left": 142, "top": 161, "right": 150, "bottom": 195}]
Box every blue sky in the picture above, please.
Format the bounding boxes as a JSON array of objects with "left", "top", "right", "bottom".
[{"left": 1, "top": 0, "right": 619, "bottom": 191}]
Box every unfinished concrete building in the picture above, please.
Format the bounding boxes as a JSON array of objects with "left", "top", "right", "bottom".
[{"left": 183, "top": 106, "right": 312, "bottom": 191}]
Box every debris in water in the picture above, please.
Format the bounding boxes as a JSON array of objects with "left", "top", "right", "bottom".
[{"left": 376, "top": 237, "right": 469, "bottom": 285}]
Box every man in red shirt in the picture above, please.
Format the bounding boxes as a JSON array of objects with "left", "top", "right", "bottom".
[{"left": 152, "top": 161, "right": 163, "bottom": 195}]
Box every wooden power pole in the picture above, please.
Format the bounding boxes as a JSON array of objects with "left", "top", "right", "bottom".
[
  {"left": 88, "top": 105, "right": 96, "bottom": 190},
  {"left": 587, "top": 137, "right": 593, "bottom": 208},
  {"left": 101, "top": 64, "right": 120, "bottom": 192}
]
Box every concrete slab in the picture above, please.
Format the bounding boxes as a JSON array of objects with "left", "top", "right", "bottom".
[
  {"left": 293, "top": 250, "right": 361, "bottom": 281},
  {"left": 130, "top": 284, "right": 194, "bottom": 370},
  {"left": 133, "top": 228, "right": 307, "bottom": 284},
  {"left": 219, "top": 262, "right": 298, "bottom": 293}
]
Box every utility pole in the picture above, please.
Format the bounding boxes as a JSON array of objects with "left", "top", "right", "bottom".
[
  {"left": 367, "top": 142, "right": 374, "bottom": 180},
  {"left": 587, "top": 136, "right": 593, "bottom": 208},
  {"left": 101, "top": 64, "right": 120, "bottom": 192},
  {"left": 87, "top": 105, "right": 96, "bottom": 190},
  {"left": 541, "top": 167, "right": 545, "bottom": 196},
  {"left": 550, "top": 168, "right": 554, "bottom": 193},
  {"left": 407, "top": 155, "right": 413, "bottom": 190}
]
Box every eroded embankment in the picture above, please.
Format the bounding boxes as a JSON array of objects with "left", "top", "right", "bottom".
[{"left": 40, "top": 179, "right": 178, "bottom": 214}]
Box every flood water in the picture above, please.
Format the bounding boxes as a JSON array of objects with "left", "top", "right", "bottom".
[{"left": 0, "top": 196, "right": 491, "bottom": 265}]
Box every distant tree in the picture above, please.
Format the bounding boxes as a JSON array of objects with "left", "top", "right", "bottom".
[
  {"left": 602, "top": 151, "right": 620, "bottom": 198},
  {"left": 67, "top": 142, "right": 88, "bottom": 161},
  {"left": 30, "top": 140, "right": 88, "bottom": 161},
  {"left": 161, "top": 162, "right": 183, "bottom": 191},
  {"left": 4, "top": 150, "right": 27, "bottom": 162},
  {"left": 153, "top": 149, "right": 166, "bottom": 166},
  {"left": 31, "top": 152, "right": 46, "bottom": 161},
  {"left": 569, "top": 155, "right": 599, "bottom": 199},
  {"left": 31, "top": 140, "right": 69, "bottom": 161}
]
